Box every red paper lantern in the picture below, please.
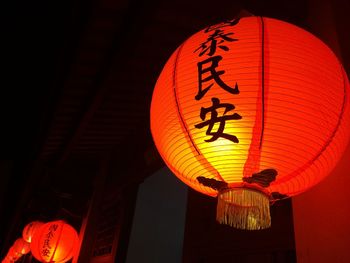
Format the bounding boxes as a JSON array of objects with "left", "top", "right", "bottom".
[
  {"left": 6, "top": 247, "right": 21, "bottom": 262},
  {"left": 30, "top": 220, "right": 79, "bottom": 263},
  {"left": 22, "top": 221, "right": 44, "bottom": 243},
  {"left": 13, "top": 238, "right": 31, "bottom": 255},
  {"left": 2, "top": 256, "right": 12, "bottom": 263},
  {"left": 150, "top": 17, "right": 350, "bottom": 229}
]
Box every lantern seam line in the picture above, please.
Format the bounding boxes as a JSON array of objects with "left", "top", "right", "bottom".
[
  {"left": 173, "top": 41, "right": 226, "bottom": 184},
  {"left": 59, "top": 230, "right": 74, "bottom": 263},
  {"left": 308, "top": 66, "right": 347, "bottom": 165},
  {"left": 242, "top": 16, "right": 265, "bottom": 179},
  {"left": 50, "top": 221, "right": 64, "bottom": 263},
  {"left": 259, "top": 16, "right": 265, "bottom": 150},
  {"left": 277, "top": 65, "right": 348, "bottom": 185},
  {"left": 172, "top": 43, "right": 201, "bottom": 156},
  {"left": 34, "top": 224, "right": 45, "bottom": 261}
]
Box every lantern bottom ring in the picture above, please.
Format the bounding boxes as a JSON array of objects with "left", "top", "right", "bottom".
[{"left": 216, "top": 188, "right": 271, "bottom": 230}]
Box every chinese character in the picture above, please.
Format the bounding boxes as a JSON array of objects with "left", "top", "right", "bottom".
[
  {"left": 195, "top": 29, "right": 237, "bottom": 57},
  {"left": 41, "top": 248, "right": 51, "bottom": 257},
  {"left": 196, "top": 56, "right": 239, "bottom": 100},
  {"left": 195, "top": 97, "right": 242, "bottom": 143},
  {"left": 204, "top": 18, "right": 240, "bottom": 33},
  {"left": 46, "top": 231, "right": 54, "bottom": 239},
  {"left": 43, "top": 239, "right": 51, "bottom": 249},
  {"left": 49, "top": 224, "right": 58, "bottom": 232}
]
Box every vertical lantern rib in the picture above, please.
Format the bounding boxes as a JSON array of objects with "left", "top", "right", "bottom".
[
  {"left": 57, "top": 226, "right": 74, "bottom": 263},
  {"left": 173, "top": 41, "right": 225, "bottom": 183},
  {"left": 259, "top": 16, "right": 265, "bottom": 149},
  {"left": 49, "top": 222, "right": 64, "bottom": 263},
  {"left": 279, "top": 65, "right": 348, "bottom": 184},
  {"left": 242, "top": 16, "right": 265, "bottom": 177},
  {"left": 173, "top": 43, "right": 201, "bottom": 155},
  {"left": 35, "top": 227, "right": 43, "bottom": 262}
]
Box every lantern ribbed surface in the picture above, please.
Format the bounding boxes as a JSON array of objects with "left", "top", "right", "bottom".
[
  {"left": 22, "top": 221, "right": 44, "bottom": 243},
  {"left": 5, "top": 247, "right": 21, "bottom": 262},
  {"left": 13, "top": 238, "right": 31, "bottom": 255},
  {"left": 30, "top": 220, "right": 79, "bottom": 263},
  {"left": 150, "top": 17, "right": 350, "bottom": 228}
]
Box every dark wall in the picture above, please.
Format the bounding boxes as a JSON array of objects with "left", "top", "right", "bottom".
[
  {"left": 126, "top": 167, "right": 188, "bottom": 263},
  {"left": 183, "top": 190, "right": 296, "bottom": 263}
]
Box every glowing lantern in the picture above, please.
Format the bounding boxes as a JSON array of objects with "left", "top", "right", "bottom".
[
  {"left": 22, "top": 221, "right": 44, "bottom": 243},
  {"left": 30, "top": 220, "right": 79, "bottom": 263},
  {"left": 150, "top": 16, "right": 350, "bottom": 229},
  {"left": 6, "top": 247, "right": 21, "bottom": 262},
  {"left": 1, "top": 256, "right": 13, "bottom": 263},
  {"left": 13, "top": 238, "right": 31, "bottom": 255}
]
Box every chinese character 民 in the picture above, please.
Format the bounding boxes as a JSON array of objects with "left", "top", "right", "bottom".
[
  {"left": 43, "top": 239, "right": 51, "bottom": 249},
  {"left": 195, "top": 97, "right": 242, "bottom": 143},
  {"left": 196, "top": 56, "right": 239, "bottom": 100}
]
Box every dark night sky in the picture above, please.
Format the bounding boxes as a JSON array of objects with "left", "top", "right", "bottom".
[
  {"left": 1, "top": 0, "right": 77, "bottom": 158},
  {"left": 0, "top": 0, "right": 310, "bottom": 158}
]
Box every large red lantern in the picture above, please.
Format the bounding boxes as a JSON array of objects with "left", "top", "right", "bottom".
[
  {"left": 30, "top": 220, "right": 79, "bottom": 263},
  {"left": 150, "top": 17, "right": 350, "bottom": 229},
  {"left": 13, "top": 238, "right": 31, "bottom": 255},
  {"left": 22, "top": 221, "right": 44, "bottom": 243}
]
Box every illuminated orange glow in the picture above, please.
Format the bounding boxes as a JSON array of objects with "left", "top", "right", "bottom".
[
  {"left": 13, "top": 238, "right": 31, "bottom": 255},
  {"left": 22, "top": 221, "right": 44, "bottom": 243},
  {"left": 150, "top": 17, "right": 350, "bottom": 200},
  {"left": 6, "top": 247, "right": 21, "bottom": 262},
  {"left": 30, "top": 220, "right": 79, "bottom": 263},
  {"left": 2, "top": 256, "right": 11, "bottom": 263},
  {"left": 2, "top": 256, "right": 14, "bottom": 263}
]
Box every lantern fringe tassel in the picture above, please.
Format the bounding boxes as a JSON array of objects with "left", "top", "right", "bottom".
[{"left": 216, "top": 188, "right": 271, "bottom": 230}]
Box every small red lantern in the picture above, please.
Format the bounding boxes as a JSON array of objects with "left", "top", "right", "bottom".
[
  {"left": 2, "top": 255, "right": 12, "bottom": 263},
  {"left": 22, "top": 221, "right": 44, "bottom": 243},
  {"left": 6, "top": 247, "right": 21, "bottom": 262},
  {"left": 30, "top": 220, "right": 79, "bottom": 263},
  {"left": 2, "top": 256, "right": 12, "bottom": 263},
  {"left": 13, "top": 238, "right": 31, "bottom": 255}
]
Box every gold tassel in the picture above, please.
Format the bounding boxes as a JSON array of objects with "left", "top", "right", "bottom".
[{"left": 216, "top": 188, "right": 271, "bottom": 230}]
